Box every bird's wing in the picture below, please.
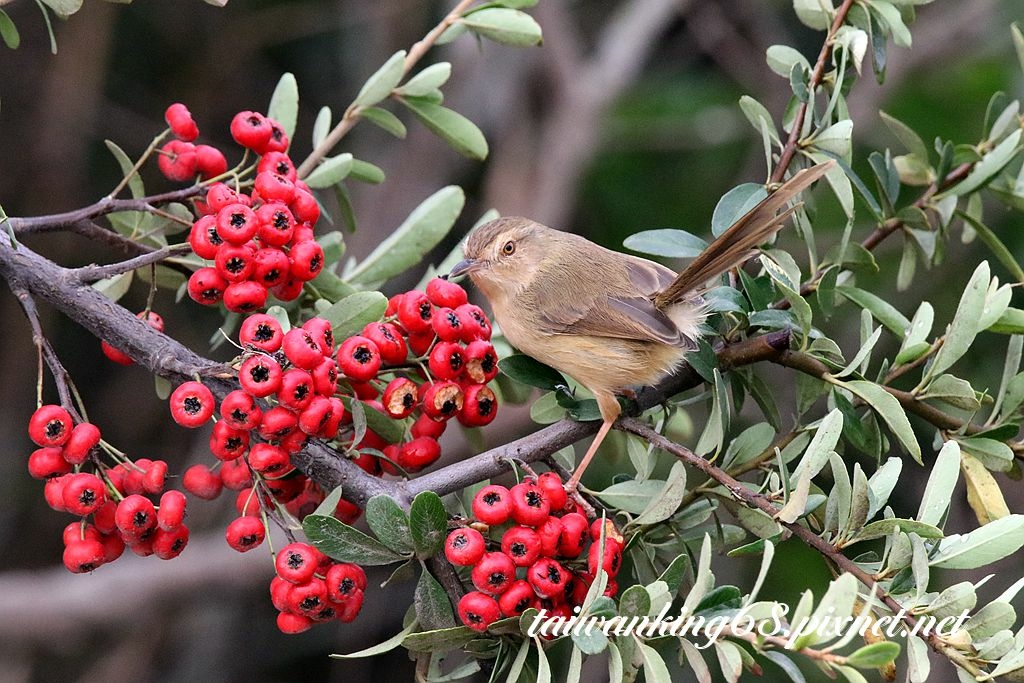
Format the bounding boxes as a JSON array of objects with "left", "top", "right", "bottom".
[{"left": 537, "top": 293, "right": 693, "bottom": 348}]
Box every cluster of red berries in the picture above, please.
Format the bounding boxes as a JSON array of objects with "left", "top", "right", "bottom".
[
  {"left": 446, "top": 472, "right": 625, "bottom": 632},
  {"left": 26, "top": 404, "right": 189, "bottom": 573},
  {"left": 158, "top": 103, "right": 228, "bottom": 182},
  {"left": 270, "top": 542, "right": 367, "bottom": 634},
  {"left": 175, "top": 109, "right": 324, "bottom": 314}
]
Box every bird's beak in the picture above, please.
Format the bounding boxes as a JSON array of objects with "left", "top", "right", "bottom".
[{"left": 448, "top": 258, "right": 483, "bottom": 279}]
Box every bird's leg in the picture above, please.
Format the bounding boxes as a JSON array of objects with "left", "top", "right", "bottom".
[{"left": 565, "top": 392, "right": 621, "bottom": 494}]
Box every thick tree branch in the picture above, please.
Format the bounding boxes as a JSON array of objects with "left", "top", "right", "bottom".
[{"left": 6, "top": 186, "right": 202, "bottom": 233}]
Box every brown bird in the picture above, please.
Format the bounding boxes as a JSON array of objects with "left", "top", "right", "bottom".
[{"left": 449, "top": 161, "right": 834, "bottom": 491}]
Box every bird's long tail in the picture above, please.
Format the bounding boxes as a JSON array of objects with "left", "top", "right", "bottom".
[{"left": 653, "top": 160, "right": 835, "bottom": 309}]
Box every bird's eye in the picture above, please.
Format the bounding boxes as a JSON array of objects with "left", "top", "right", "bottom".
[{"left": 501, "top": 241, "right": 515, "bottom": 256}]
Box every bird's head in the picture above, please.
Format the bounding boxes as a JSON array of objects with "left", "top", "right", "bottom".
[{"left": 448, "top": 217, "right": 550, "bottom": 300}]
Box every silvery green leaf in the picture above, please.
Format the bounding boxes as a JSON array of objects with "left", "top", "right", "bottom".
[
  {"left": 866, "top": 458, "right": 903, "bottom": 517},
  {"left": 947, "top": 129, "right": 1022, "bottom": 197},
  {"left": 92, "top": 271, "right": 133, "bottom": 302},
  {"left": 926, "top": 261, "right": 990, "bottom": 381},
  {"left": 917, "top": 440, "right": 960, "bottom": 526},
  {"left": 793, "top": 0, "right": 833, "bottom": 30},
  {"left": 714, "top": 640, "right": 743, "bottom": 682},
  {"left": 843, "top": 380, "right": 921, "bottom": 463},
  {"left": 965, "top": 601, "right": 1016, "bottom": 639},
  {"left": 722, "top": 422, "right": 775, "bottom": 469},
  {"left": 809, "top": 119, "right": 853, "bottom": 158},
  {"left": 365, "top": 494, "right": 413, "bottom": 554},
  {"left": 312, "top": 106, "right": 331, "bottom": 147},
  {"left": 459, "top": 8, "right": 542, "bottom": 47},
  {"left": 836, "top": 285, "right": 910, "bottom": 336},
  {"left": 880, "top": 110, "right": 929, "bottom": 161},
  {"left": 317, "top": 291, "right": 387, "bottom": 339},
  {"left": 267, "top": 72, "right": 298, "bottom": 139},
  {"left": 765, "top": 44, "right": 811, "bottom": 78},
  {"left": 354, "top": 50, "right": 407, "bottom": 107},
  {"left": 304, "top": 153, "right": 353, "bottom": 188},
  {"left": 632, "top": 461, "right": 687, "bottom": 526},
  {"left": 777, "top": 409, "right": 842, "bottom": 523},
  {"left": 920, "top": 374, "right": 980, "bottom": 411},
  {"left": 931, "top": 514, "right": 1024, "bottom": 569},
  {"left": 331, "top": 619, "right": 418, "bottom": 659},
  {"left": 712, "top": 183, "right": 767, "bottom": 236},
  {"left": 397, "top": 63, "right": 452, "bottom": 97},
  {"left": 920, "top": 581, "right": 977, "bottom": 619},
  {"left": 361, "top": 106, "right": 406, "bottom": 138},
  {"left": 870, "top": 0, "right": 911, "bottom": 47},
  {"left": 400, "top": 98, "right": 488, "bottom": 161},
  {"left": 738, "top": 95, "right": 780, "bottom": 145},
  {"left": 594, "top": 479, "right": 663, "bottom": 514},
  {"left": 623, "top": 228, "right": 708, "bottom": 258},
  {"left": 414, "top": 567, "right": 455, "bottom": 630},
  {"left": 849, "top": 518, "right": 943, "bottom": 543}
]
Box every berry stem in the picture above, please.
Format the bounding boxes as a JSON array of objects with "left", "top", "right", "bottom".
[{"left": 108, "top": 129, "right": 172, "bottom": 200}]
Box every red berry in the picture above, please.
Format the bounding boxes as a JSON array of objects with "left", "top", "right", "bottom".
[
  {"left": 188, "top": 214, "right": 223, "bottom": 259},
  {"left": 157, "top": 490, "right": 188, "bottom": 531},
  {"left": 397, "top": 291, "right": 433, "bottom": 334},
  {"left": 302, "top": 317, "right": 335, "bottom": 356},
  {"left": 195, "top": 145, "right": 228, "bottom": 179},
  {"left": 165, "top": 102, "right": 198, "bottom": 141},
  {"left": 239, "top": 354, "right": 283, "bottom": 398},
  {"left": 509, "top": 482, "right": 550, "bottom": 527},
  {"left": 558, "top": 512, "right": 589, "bottom": 558},
  {"left": 255, "top": 202, "right": 295, "bottom": 247},
  {"left": 425, "top": 277, "right": 468, "bottom": 308},
  {"left": 115, "top": 494, "right": 157, "bottom": 540},
  {"left": 290, "top": 189, "right": 320, "bottom": 225},
  {"left": 187, "top": 267, "right": 228, "bottom": 305},
  {"left": 276, "top": 611, "right": 313, "bottom": 634},
  {"left": 428, "top": 341, "right": 465, "bottom": 380},
  {"left": 27, "top": 446, "right": 71, "bottom": 479},
  {"left": 396, "top": 436, "right": 441, "bottom": 472},
  {"left": 216, "top": 204, "right": 258, "bottom": 245},
  {"left": 62, "top": 472, "right": 108, "bottom": 516},
  {"left": 44, "top": 476, "right": 69, "bottom": 511},
  {"left": 588, "top": 537, "right": 624, "bottom": 577},
  {"left": 463, "top": 341, "right": 499, "bottom": 384},
  {"left": 472, "top": 485, "right": 512, "bottom": 525},
  {"left": 458, "top": 591, "right": 501, "bottom": 632},
  {"left": 230, "top": 111, "right": 273, "bottom": 151},
  {"left": 537, "top": 471, "right": 567, "bottom": 512},
  {"left": 252, "top": 247, "right": 291, "bottom": 288},
  {"left": 276, "top": 542, "right": 319, "bottom": 584},
  {"left": 215, "top": 243, "right": 256, "bottom": 282},
  {"left": 289, "top": 240, "right": 324, "bottom": 281},
  {"left": 589, "top": 518, "right": 624, "bottom": 544},
  {"left": 271, "top": 277, "right": 305, "bottom": 302},
  {"left": 248, "top": 442, "right": 290, "bottom": 476},
  {"left": 282, "top": 328, "right": 324, "bottom": 370},
  {"left": 259, "top": 120, "right": 290, "bottom": 155},
  {"left": 420, "top": 380, "right": 464, "bottom": 421},
  {"left": 29, "top": 404, "right": 73, "bottom": 447},
  {"left": 169, "top": 381, "right": 215, "bottom": 428},
  {"left": 471, "top": 552, "right": 517, "bottom": 595},
  {"left": 239, "top": 313, "right": 284, "bottom": 352},
  {"left": 63, "top": 521, "right": 101, "bottom": 546},
  {"left": 431, "top": 307, "right": 463, "bottom": 342},
  {"left": 224, "top": 280, "right": 268, "bottom": 314},
  {"left": 278, "top": 369, "right": 315, "bottom": 411},
  {"left": 361, "top": 322, "right": 408, "bottom": 365},
  {"left": 501, "top": 526, "right": 541, "bottom": 567},
  {"left": 406, "top": 331, "right": 434, "bottom": 357},
  {"left": 225, "top": 515, "right": 266, "bottom": 552},
  {"left": 455, "top": 303, "right": 492, "bottom": 342},
  {"left": 325, "top": 563, "right": 367, "bottom": 602},
  {"left": 101, "top": 339, "right": 134, "bottom": 365},
  {"left": 536, "top": 514, "right": 562, "bottom": 557},
  {"left": 258, "top": 151, "right": 297, "bottom": 180},
  {"left": 337, "top": 336, "right": 381, "bottom": 382},
  {"left": 255, "top": 172, "right": 296, "bottom": 205},
  {"left": 458, "top": 384, "right": 498, "bottom": 427},
  {"left": 220, "top": 457, "right": 253, "bottom": 490},
  {"left": 209, "top": 421, "right": 249, "bottom": 460},
  {"left": 157, "top": 140, "right": 197, "bottom": 182},
  {"left": 182, "top": 464, "right": 223, "bottom": 500},
  {"left": 143, "top": 459, "right": 168, "bottom": 494},
  {"left": 298, "top": 395, "right": 343, "bottom": 437},
  {"left": 527, "top": 558, "right": 569, "bottom": 599},
  {"left": 62, "top": 422, "right": 102, "bottom": 465},
  {"left": 153, "top": 524, "right": 190, "bottom": 560},
  {"left": 311, "top": 357, "right": 338, "bottom": 396},
  {"left": 498, "top": 580, "right": 537, "bottom": 618},
  {"left": 444, "top": 528, "right": 486, "bottom": 566},
  {"left": 381, "top": 377, "right": 418, "bottom": 419},
  {"left": 205, "top": 183, "right": 246, "bottom": 212},
  {"left": 220, "top": 389, "right": 262, "bottom": 430},
  {"left": 411, "top": 412, "right": 447, "bottom": 439},
  {"left": 63, "top": 538, "right": 106, "bottom": 574}
]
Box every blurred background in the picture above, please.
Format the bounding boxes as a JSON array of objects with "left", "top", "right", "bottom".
[{"left": 0, "top": 0, "right": 1022, "bottom": 681}]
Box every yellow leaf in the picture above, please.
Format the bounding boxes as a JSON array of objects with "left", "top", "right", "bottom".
[{"left": 961, "top": 451, "right": 1010, "bottom": 525}]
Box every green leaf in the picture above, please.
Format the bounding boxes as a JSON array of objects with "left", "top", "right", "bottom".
[
  {"left": 347, "top": 186, "right": 465, "bottom": 285},
  {"left": 920, "top": 374, "right": 980, "bottom": 411},
  {"left": 40, "top": 0, "right": 83, "bottom": 18},
  {"left": 0, "top": 10, "right": 20, "bottom": 49},
  {"left": 739, "top": 95, "right": 781, "bottom": 145},
  {"left": 349, "top": 158, "right": 386, "bottom": 184},
  {"left": 594, "top": 479, "right": 664, "bottom": 515},
  {"left": 396, "top": 63, "right": 452, "bottom": 97},
  {"left": 312, "top": 106, "right": 331, "bottom": 148},
  {"left": 711, "top": 183, "right": 767, "bottom": 237},
  {"left": 304, "top": 153, "right": 353, "bottom": 189},
  {"left": 849, "top": 518, "right": 943, "bottom": 543},
  {"left": 303, "top": 514, "right": 407, "bottom": 565},
  {"left": 918, "top": 440, "right": 960, "bottom": 526},
  {"left": 267, "top": 72, "right": 298, "bottom": 140},
  {"left": 945, "top": 129, "right": 1022, "bottom": 197},
  {"left": 104, "top": 140, "right": 144, "bottom": 199},
  {"left": 846, "top": 642, "right": 901, "bottom": 668},
  {"left": 459, "top": 8, "right": 542, "bottom": 47},
  {"left": 632, "top": 461, "right": 687, "bottom": 526},
  {"left": 331, "top": 619, "right": 418, "bottom": 658},
  {"left": 809, "top": 120, "right": 853, "bottom": 158},
  {"left": 793, "top": 0, "right": 833, "bottom": 30},
  {"left": 765, "top": 44, "right": 811, "bottom": 78},
  {"left": 365, "top": 494, "right": 414, "bottom": 554},
  {"left": 402, "top": 625, "right": 475, "bottom": 652},
  {"left": 399, "top": 98, "right": 488, "bottom": 161},
  {"left": 360, "top": 106, "right": 407, "bottom": 139},
  {"left": 956, "top": 210, "right": 1024, "bottom": 284},
  {"left": 92, "top": 271, "right": 133, "bottom": 302},
  {"left": 879, "top": 110, "right": 928, "bottom": 161},
  {"left": 927, "top": 261, "right": 989, "bottom": 380},
  {"left": 312, "top": 484, "right": 345, "bottom": 520},
  {"left": 354, "top": 50, "right": 407, "bottom": 107},
  {"left": 622, "top": 228, "right": 708, "bottom": 258},
  {"left": 777, "top": 409, "right": 843, "bottom": 523},
  {"left": 618, "top": 584, "right": 651, "bottom": 618},
  {"left": 410, "top": 491, "right": 448, "bottom": 557},
  {"left": 571, "top": 629, "right": 608, "bottom": 655},
  {"left": 931, "top": 514, "right": 1024, "bottom": 569},
  {"left": 1013, "top": 22, "right": 1024, "bottom": 75},
  {"left": 318, "top": 291, "right": 387, "bottom": 339},
  {"left": 836, "top": 285, "right": 910, "bottom": 336},
  {"left": 843, "top": 380, "right": 922, "bottom": 463},
  {"left": 498, "top": 354, "right": 565, "bottom": 391},
  {"left": 638, "top": 643, "right": 672, "bottom": 683},
  {"left": 414, "top": 566, "right": 455, "bottom": 630},
  {"left": 989, "top": 307, "right": 1024, "bottom": 334}
]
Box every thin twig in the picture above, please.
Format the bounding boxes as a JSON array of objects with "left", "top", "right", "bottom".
[
  {"left": 10, "top": 284, "right": 78, "bottom": 417},
  {"left": 70, "top": 244, "right": 192, "bottom": 283},
  {"left": 7, "top": 186, "right": 202, "bottom": 233}
]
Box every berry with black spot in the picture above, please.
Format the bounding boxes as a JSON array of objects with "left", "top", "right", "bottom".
[
  {"left": 115, "top": 494, "right": 157, "bottom": 541},
  {"left": 29, "top": 404, "right": 73, "bottom": 447},
  {"left": 188, "top": 214, "right": 223, "bottom": 259},
  {"left": 289, "top": 240, "right": 324, "bottom": 281},
  {"left": 297, "top": 395, "right": 337, "bottom": 436},
  {"left": 536, "top": 471, "right": 568, "bottom": 513},
  {"left": 62, "top": 472, "right": 108, "bottom": 516},
  {"left": 287, "top": 576, "right": 329, "bottom": 618},
  {"left": 311, "top": 357, "right": 338, "bottom": 396},
  {"left": 258, "top": 120, "right": 290, "bottom": 156},
  {"left": 254, "top": 202, "right": 295, "bottom": 246},
  {"left": 501, "top": 526, "right": 541, "bottom": 567},
  {"left": 382, "top": 377, "right": 419, "bottom": 419},
  {"left": 62, "top": 422, "right": 102, "bottom": 465},
  {"left": 588, "top": 537, "right": 624, "bottom": 578},
  {"left": 428, "top": 341, "right": 465, "bottom": 380},
  {"left": 225, "top": 515, "right": 266, "bottom": 552},
  {"left": 361, "top": 322, "right": 408, "bottom": 365},
  {"left": 187, "top": 267, "right": 228, "bottom": 305},
  {"left": 325, "top": 563, "right": 367, "bottom": 603},
  {"left": 431, "top": 306, "right": 463, "bottom": 342},
  {"left": 169, "top": 381, "right": 215, "bottom": 428},
  {"left": 230, "top": 111, "right": 273, "bottom": 151},
  {"left": 271, "top": 276, "right": 304, "bottom": 302},
  {"left": 255, "top": 171, "right": 296, "bottom": 204},
  {"left": 337, "top": 336, "right": 381, "bottom": 382},
  {"left": 209, "top": 422, "right": 250, "bottom": 462},
  {"left": 536, "top": 515, "right": 562, "bottom": 557},
  {"left": 248, "top": 442, "right": 291, "bottom": 476},
  {"left": 527, "top": 557, "right": 569, "bottom": 599},
  {"left": 157, "top": 490, "right": 187, "bottom": 531},
  {"left": 283, "top": 328, "right": 325, "bottom": 370},
  {"left": 455, "top": 303, "right": 492, "bottom": 342},
  {"left": 458, "top": 384, "right": 498, "bottom": 427},
  {"left": 396, "top": 436, "right": 441, "bottom": 472},
  {"left": 215, "top": 203, "right": 259, "bottom": 245},
  {"left": 509, "top": 482, "right": 550, "bottom": 527},
  {"left": 420, "top": 380, "right": 464, "bottom": 421},
  {"left": 302, "top": 317, "right": 335, "bottom": 356},
  {"left": 224, "top": 280, "right": 268, "bottom": 314},
  {"left": 275, "top": 542, "right": 319, "bottom": 584},
  {"left": 444, "top": 528, "right": 486, "bottom": 566},
  {"left": 27, "top": 447, "right": 71, "bottom": 479},
  {"left": 257, "top": 151, "right": 297, "bottom": 181},
  {"left": 215, "top": 243, "right": 256, "bottom": 283},
  {"left": 239, "top": 354, "right": 283, "bottom": 398},
  {"left": 425, "top": 277, "right": 468, "bottom": 308},
  {"left": 63, "top": 538, "right": 106, "bottom": 574},
  {"left": 463, "top": 340, "right": 498, "bottom": 384},
  {"left": 238, "top": 313, "right": 283, "bottom": 352},
  {"left": 458, "top": 591, "right": 501, "bottom": 632},
  {"left": 470, "top": 552, "right": 517, "bottom": 595},
  {"left": 558, "top": 512, "right": 589, "bottom": 558},
  {"left": 182, "top": 464, "right": 223, "bottom": 500},
  {"left": 220, "top": 389, "right": 262, "bottom": 430},
  {"left": 152, "top": 525, "right": 190, "bottom": 560},
  {"left": 471, "top": 484, "right": 512, "bottom": 525},
  {"left": 252, "top": 247, "right": 291, "bottom": 288},
  {"left": 397, "top": 290, "right": 434, "bottom": 334},
  {"left": 157, "top": 140, "right": 197, "bottom": 182},
  {"left": 498, "top": 580, "right": 537, "bottom": 618},
  {"left": 278, "top": 369, "right": 314, "bottom": 411}
]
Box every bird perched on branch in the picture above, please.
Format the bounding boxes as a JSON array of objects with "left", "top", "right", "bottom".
[{"left": 449, "top": 160, "right": 834, "bottom": 491}]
